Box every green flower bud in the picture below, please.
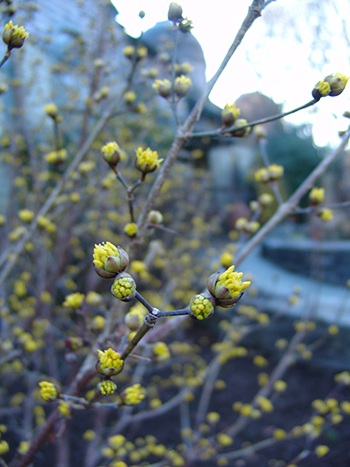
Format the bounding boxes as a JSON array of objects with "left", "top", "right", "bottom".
[
  {"left": 111, "top": 272, "right": 136, "bottom": 302},
  {"left": 189, "top": 292, "right": 215, "bottom": 320}
]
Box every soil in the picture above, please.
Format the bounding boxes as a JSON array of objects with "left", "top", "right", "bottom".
[{"left": 16, "top": 312, "right": 350, "bottom": 467}]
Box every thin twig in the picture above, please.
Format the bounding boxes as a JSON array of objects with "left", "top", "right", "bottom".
[{"left": 234, "top": 126, "right": 350, "bottom": 267}]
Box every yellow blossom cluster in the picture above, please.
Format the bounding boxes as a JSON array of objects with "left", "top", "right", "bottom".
[
  {"left": 62, "top": 292, "right": 85, "bottom": 308},
  {"left": 99, "top": 380, "right": 117, "bottom": 395},
  {"left": 222, "top": 102, "right": 240, "bottom": 126},
  {"left": 97, "top": 348, "right": 124, "bottom": 371},
  {"left": 39, "top": 381, "right": 58, "bottom": 402},
  {"left": 93, "top": 241, "right": 119, "bottom": 269},
  {"left": 124, "top": 223, "right": 138, "bottom": 237},
  {"left": 153, "top": 342, "right": 171, "bottom": 362},
  {"left": 189, "top": 294, "right": 214, "bottom": 320},
  {"left": 135, "top": 147, "right": 163, "bottom": 175},
  {"left": 111, "top": 274, "right": 136, "bottom": 300},
  {"left": 123, "top": 383, "right": 146, "bottom": 405},
  {"left": 45, "top": 149, "right": 67, "bottom": 164},
  {"left": 2, "top": 20, "right": 29, "bottom": 49},
  {"left": 215, "top": 266, "right": 251, "bottom": 300},
  {"left": 255, "top": 164, "right": 284, "bottom": 182}
]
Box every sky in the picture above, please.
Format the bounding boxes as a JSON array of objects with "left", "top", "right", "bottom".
[{"left": 112, "top": 0, "right": 350, "bottom": 148}]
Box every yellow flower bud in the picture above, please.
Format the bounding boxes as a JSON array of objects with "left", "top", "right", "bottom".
[
  {"left": 99, "top": 380, "right": 117, "bottom": 395},
  {"left": 111, "top": 272, "right": 136, "bottom": 302},
  {"left": 96, "top": 348, "right": 124, "bottom": 376},
  {"left": 309, "top": 187, "right": 325, "bottom": 205},
  {"left": 207, "top": 266, "right": 251, "bottom": 308},
  {"left": 2, "top": 20, "right": 29, "bottom": 50},
  {"left": 174, "top": 75, "right": 192, "bottom": 97}
]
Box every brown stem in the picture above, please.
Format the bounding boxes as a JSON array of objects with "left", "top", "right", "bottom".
[
  {"left": 120, "top": 317, "right": 156, "bottom": 361},
  {"left": 0, "top": 49, "right": 11, "bottom": 68},
  {"left": 189, "top": 99, "right": 318, "bottom": 139}
]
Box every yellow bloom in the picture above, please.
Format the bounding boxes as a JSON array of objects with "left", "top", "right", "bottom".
[
  {"left": 312, "top": 80, "right": 330, "bottom": 99},
  {"left": 97, "top": 348, "right": 123, "bottom": 371},
  {"left": 256, "top": 396, "right": 274, "bottom": 412},
  {"left": 315, "top": 445, "right": 330, "bottom": 458},
  {"left": 319, "top": 208, "right": 333, "bottom": 221},
  {"left": 254, "top": 167, "right": 270, "bottom": 183},
  {"left": 39, "top": 381, "right": 58, "bottom": 402},
  {"left": 83, "top": 430, "right": 95, "bottom": 441},
  {"left": 111, "top": 273, "right": 136, "bottom": 301},
  {"left": 123, "top": 45, "right": 135, "bottom": 58},
  {"left": 91, "top": 315, "right": 105, "bottom": 331},
  {"left": 62, "top": 292, "right": 85, "bottom": 308},
  {"left": 99, "top": 380, "right": 117, "bottom": 395},
  {"left": 189, "top": 294, "right": 215, "bottom": 320},
  {"left": 273, "top": 429, "right": 287, "bottom": 440},
  {"left": 124, "top": 91, "right": 136, "bottom": 105},
  {"left": 206, "top": 412, "right": 220, "bottom": 423},
  {"left": 43, "top": 103, "right": 58, "bottom": 119},
  {"left": 101, "top": 141, "right": 121, "bottom": 168},
  {"left": 124, "top": 222, "right": 138, "bottom": 237},
  {"left": 2, "top": 20, "right": 29, "bottom": 49},
  {"left": 217, "top": 433, "right": 233, "bottom": 446},
  {"left": 268, "top": 164, "right": 284, "bottom": 180},
  {"left": 220, "top": 252, "right": 234, "bottom": 268},
  {"left": 108, "top": 434, "right": 125, "bottom": 449},
  {"left": 313, "top": 73, "right": 349, "bottom": 99},
  {"left": 325, "top": 72, "right": 349, "bottom": 96},
  {"left": 207, "top": 265, "right": 251, "bottom": 308},
  {"left": 0, "top": 440, "right": 9, "bottom": 455},
  {"left": 152, "top": 78, "right": 172, "bottom": 98},
  {"left": 153, "top": 342, "right": 171, "bottom": 361},
  {"left": 58, "top": 401, "right": 71, "bottom": 417},
  {"left": 274, "top": 380, "right": 287, "bottom": 392},
  {"left": 18, "top": 209, "right": 35, "bottom": 223},
  {"left": 309, "top": 187, "right": 325, "bottom": 204},
  {"left": 174, "top": 75, "right": 192, "bottom": 97},
  {"left": 253, "top": 355, "right": 268, "bottom": 367},
  {"left": 93, "top": 241, "right": 129, "bottom": 277},
  {"left": 78, "top": 161, "right": 96, "bottom": 174},
  {"left": 258, "top": 193, "right": 274, "bottom": 206},
  {"left": 45, "top": 149, "right": 67, "bottom": 164},
  {"left": 130, "top": 260, "right": 147, "bottom": 273},
  {"left": 136, "top": 46, "right": 147, "bottom": 59},
  {"left": 222, "top": 102, "right": 240, "bottom": 126},
  {"left": 123, "top": 383, "right": 146, "bottom": 405},
  {"left": 135, "top": 147, "right": 163, "bottom": 175}
]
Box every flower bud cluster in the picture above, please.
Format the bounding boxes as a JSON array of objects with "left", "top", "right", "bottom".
[
  {"left": 93, "top": 242, "right": 129, "bottom": 279},
  {"left": 2, "top": 20, "right": 29, "bottom": 50},
  {"left": 312, "top": 73, "right": 349, "bottom": 100},
  {"left": 96, "top": 348, "right": 124, "bottom": 376},
  {"left": 135, "top": 147, "right": 163, "bottom": 176},
  {"left": 309, "top": 187, "right": 325, "bottom": 205},
  {"left": 111, "top": 273, "right": 137, "bottom": 302},
  {"left": 207, "top": 266, "right": 251, "bottom": 309},
  {"left": 101, "top": 142, "right": 121, "bottom": 171},
  {"left": 123, "top": 45, "right": 147, "bottom": 61},
  {"left": 99, "top": 380, "right": 117, "bottom": 395},
  {"left": 121, "top": 383, "right": 145, "bottom": 405},
  {"left": 39, "top": 381, "right": 60, "bottom": 402},
  {"left": 235, "top": 218, "right": 260, "bottom": 234},
  {"left": 189, "top": 265, "right": 250, "bottom": 320},
  {"left": 254, "top": 164, "right": 284, "bottom": 183}
]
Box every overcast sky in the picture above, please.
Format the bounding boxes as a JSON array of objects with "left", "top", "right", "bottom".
[{"left": 112, "top": 0, "right": 350, "bottom": 147}]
